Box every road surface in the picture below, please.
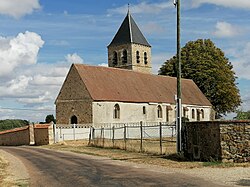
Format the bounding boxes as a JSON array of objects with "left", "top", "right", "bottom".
[{"left": 1, "top": 146, "right": 226, "bottom": 187}]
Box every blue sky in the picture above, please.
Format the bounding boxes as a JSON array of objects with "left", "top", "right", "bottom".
[{"left": 0, "top": 0, "right": 250, "bottom": 122}]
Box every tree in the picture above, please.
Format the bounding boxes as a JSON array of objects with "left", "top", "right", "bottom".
[
  {"left": 159, "top": 39, "right": 241, "bottom": 118},
  {"left": 0, "top": 119, "right": 29, "bottom": 131},
  {"left": 45, "top": 114, "right": 56, "bottom": 124},
  {"left": 234, "top": 110, "right": 250, "bottom": 120}
]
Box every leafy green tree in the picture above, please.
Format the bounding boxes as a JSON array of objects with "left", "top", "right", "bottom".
[
  {"left": 45, "top": 114, "right": 56, "bottom": 124},
  {"left": 159, "top": 39, "right": 241, "bottom": 118},
  {"left": 0, "top": 119, "right": 29, "bottom": 131},
  {"left": 234, "top": 110, "right": 250, "bottom": 120}
]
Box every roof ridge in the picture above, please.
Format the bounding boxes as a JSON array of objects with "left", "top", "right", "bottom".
[
  {"left": 73, "top": 63, "right": 194, "bottom": 82},
  {"left": 128, "top": 12, "right": 133, "bottom": 43}
]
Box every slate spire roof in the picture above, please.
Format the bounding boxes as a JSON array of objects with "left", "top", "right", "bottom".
[{"left": 108, "top": 11, "right": 151, "bottom": 47}]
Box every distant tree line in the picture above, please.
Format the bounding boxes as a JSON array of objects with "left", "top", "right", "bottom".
[{"left": 0, "top": 119, "right": 29, "bottom": 131}]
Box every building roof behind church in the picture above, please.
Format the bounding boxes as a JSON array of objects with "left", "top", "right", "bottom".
[
  {"left": 108, "top": 11, "right": 151, "bottom": 47},
  {"left": 72, "top": 64, "right": 212, "bottom": 106}
]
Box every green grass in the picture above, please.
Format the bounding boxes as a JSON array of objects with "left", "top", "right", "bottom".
[{"left": 203, "top": 161, "right": 234, "bottom": 167}]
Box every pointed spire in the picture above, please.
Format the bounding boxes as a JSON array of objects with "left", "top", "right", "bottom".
[{"left": 108, "top": 9, "right": 151, "bottom": 47}]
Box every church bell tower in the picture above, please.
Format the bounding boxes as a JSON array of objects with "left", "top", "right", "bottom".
[{"left": 107, "top": 10, "right": 152, "bottom": 74}]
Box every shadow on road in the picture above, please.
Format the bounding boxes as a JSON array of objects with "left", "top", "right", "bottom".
[{"left": 235, "top": 179, "right": 250, "bottom": 186}]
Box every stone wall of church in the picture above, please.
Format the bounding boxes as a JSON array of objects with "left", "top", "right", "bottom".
[
  {"left": 108, "top": 43, "right": 151, "bottom": 74},
  {"left": 108, "top": 44, "right": 132, "bottom": 69},
  {"left": 56, "top": 65, "right": 93, "bottom": 124},
  {"left": 56, "top": 100, "right": 92, "bottom": 124},
  {"left": 131, "top": 44, "right": 151, "bottom": 74},
  {"left": 92, "top": 101, "right": 212, "bottom": 124}
]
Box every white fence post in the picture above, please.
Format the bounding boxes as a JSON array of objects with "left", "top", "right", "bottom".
[
  {"left": 53, "top": 122, "right": 57, "bottom": 143},
  {"left": 73, "top": 123, "right": 76, "bottom": 140},
  {"left": 140, "top": 121, "right": 143, "bottom": 152}
]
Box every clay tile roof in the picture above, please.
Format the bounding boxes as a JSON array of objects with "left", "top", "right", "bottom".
[
  {"left": 0, "top": 126, "right": 29, "bottom": 135},
  {"left": 34, "top": 124, "right": 50, "bottom": 129},
  {"left": 73, "top": 64, "right": 212, "bottom": 106},
  {"left": 108, "top": 12, "right": 151, "bottom": 47}
]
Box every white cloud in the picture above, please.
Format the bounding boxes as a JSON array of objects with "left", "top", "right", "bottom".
[
  {"left": 0, "top": 0, "right": 41, "bottom": 19},
  {"left": 0, "top": 50, "right": 82, "bottom": 121},
  {"left": 98, "top": 63, "right": 108, "bottom": 67},
  {"left": 32, "top": 75, "right": 64, "bottom": 85},
  {"left": 17, "top": 91, "right": 53, "bottom": 104},
  {"left": 0, "top": 31, "right": 44, "bottom": 77},
  {"left": 108, "top": 2, "right": 172, "bottom": 15},
  {"left": 213, "top": 21, "right": 239, "bottom": 38},
  {"left": 66, "top": 53, "right": 83, "bottom": 64},
  {"left": 0, "top": 75, "right": 32, "bottom": 97},
  {"left": 231, "top": 42, "right": 250, "bottom": 80},
  {"left": 191, "top": 0, "right": 250, "bottom": 9}
]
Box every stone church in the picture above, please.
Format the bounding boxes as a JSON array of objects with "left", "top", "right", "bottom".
[{"left": 55, "top": 11, "right": 213, "bottom": 125}]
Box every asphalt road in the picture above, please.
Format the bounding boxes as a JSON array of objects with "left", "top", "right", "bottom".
[{"left": 1, "top": 146, "right": 226, "bottom": 187}]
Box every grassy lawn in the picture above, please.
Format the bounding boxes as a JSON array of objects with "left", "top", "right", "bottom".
[{"left": 42, "top": 140, "right": 250, "bottom": 169}]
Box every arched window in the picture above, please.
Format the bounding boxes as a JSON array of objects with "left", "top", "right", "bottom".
[
  {"left": 136, "top": 51, "right": 140, "bottom": 63},
  {"left": 183, "top": 107, "right": 189, "bottom": 118},
  {"left": 122, "top": 50, "right": 127, "bottom": 63},
  {"left": 71, "top": 115, "right": 78, "bottom": 124},
  {"left": 197, "top": 109, "right": 201, "bottom": 121},
  {"left": 166, "top": 106, "right": 172, "bottom": 122},
  {"left": 196, "top": 109, "right": 201, "bottom": 121},
  {"left": 143, "top": 106, "right": 146, "bottom": 114},
  {"left": 112, "top": 51, "right": 118, "bottom": 65},
  {"left": 201, "top": 109, "right": 204, "bottom": 119},
  {"left": 192, "top": 109, "right": 195, "bottom": 119},
  {"left": 114, "top": 104, "right": 120, "bottom": 119},
  {"left": 144, "top": 52, "right": 148, "bottom": 64},
  {"left": 157, "top": 105, "right": 162, "bottom": 118}
]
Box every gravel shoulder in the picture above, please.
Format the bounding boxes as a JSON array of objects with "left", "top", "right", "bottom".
[{"left": 0, "top": 149, "right": 29, "bottom": 186}]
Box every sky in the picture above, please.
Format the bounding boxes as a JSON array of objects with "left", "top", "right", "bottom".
[{"left": 0, "top": 0, "right": 250, "bottom": 122}]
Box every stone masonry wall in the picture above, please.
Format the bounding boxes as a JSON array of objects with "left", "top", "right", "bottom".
[
  {"left": 0, "top": 126, "right": 30, "bottom": 146},
  {"left": 108, "top": 43, "right": 151, "bottom": 74},
  {"left": 183, "top": 121, "right": 222, "bottom": 161},
  {"left": 220, "top": 122, "right": 250, "bottom": 162},
  {"left": 183, "top": 121, "right": 250, "bottom": 162},
  {"left": 34, "top": 124, "right": 54, "bottom": 145},
  {"left": 56, "top": 65, "right": 93, "bottom": 124},
  {"left": 0, "top": 124, "right": 54, "bottom": 146}
]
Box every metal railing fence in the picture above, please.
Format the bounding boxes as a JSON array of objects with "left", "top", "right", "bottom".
[{"left": 89, "top": 122, "right": 176, "bottom": 155}]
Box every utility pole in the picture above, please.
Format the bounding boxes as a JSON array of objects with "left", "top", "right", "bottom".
[{"left": 174, "top": 0, "right": 182, "bottom": 153}]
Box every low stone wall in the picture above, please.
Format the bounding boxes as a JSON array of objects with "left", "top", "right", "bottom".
[
  {"left": 183, "top": 121, "right": 250, "bottom": 162},
  {"left": 0, "top": 126, "right": 30, "bottom": 146},
  {"left": 0, "top": 124, "right": 54, "bottom": 146},
  {"left": 34, "top": 124, "right": 53, "bottom": 145},
  {"left": 220, "top": 122, "right": 250, "bottom": 162}
]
